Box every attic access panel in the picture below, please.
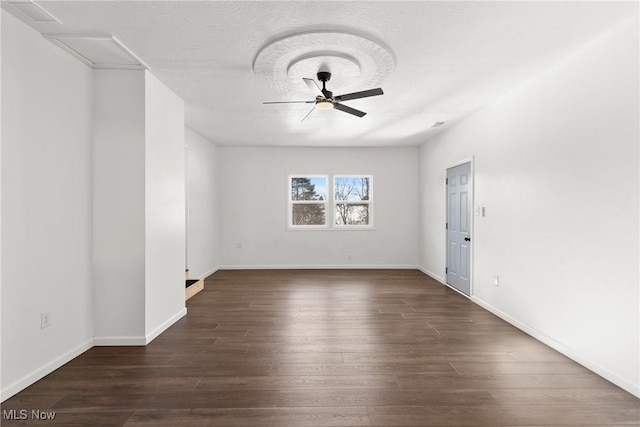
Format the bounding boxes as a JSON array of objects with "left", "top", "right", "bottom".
[{"left": 43, "top": 34, "right": 150, "bottom": 70}]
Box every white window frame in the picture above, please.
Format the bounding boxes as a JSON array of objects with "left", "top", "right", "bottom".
[
  {"left": 287, "top": 174, "right": 329, "bottom": 229},
  {"left": 333, "top": 175, "right": 373, "bottom": 229},
  {"left": 287, "top": 174, "right": 374, "bottom": 230}
]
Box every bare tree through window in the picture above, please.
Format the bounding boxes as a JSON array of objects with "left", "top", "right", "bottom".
[{"left": 334, "top": 176, "right": 371, "bottom": 226}]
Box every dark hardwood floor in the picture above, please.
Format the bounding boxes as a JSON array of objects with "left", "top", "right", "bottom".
[{"left": 2, "top": 269, "right": 638, "bottom": 426}]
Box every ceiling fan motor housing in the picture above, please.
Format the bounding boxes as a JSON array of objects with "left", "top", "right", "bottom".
[{"left": 317, "top": 71, "right": 332, "bottom": 82}]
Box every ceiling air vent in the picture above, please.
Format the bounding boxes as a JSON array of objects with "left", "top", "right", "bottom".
[
  {"left": 43, "top": 34, "right": 150, "bottom": 70},
  {"left": 8, "top": 0, "right": 60, "bottom": 23},
  {"left": 431, "top": 121, "right": 446, "bottom": 128}
]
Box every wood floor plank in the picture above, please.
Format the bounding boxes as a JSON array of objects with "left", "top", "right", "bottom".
[
  {"left": 342, "top": 351, "right": 517, "bottom": 364},
  {"left": 0, "top": 392, "right": 66, "bottom": 411},
  {"left": 487, "top": 388, "right": 640, "bottom": 407},
  {"left": 2, "top": 269, "right": 637, "bottom": 427},
  {"left": 244, "top": 319, "right": 434, "bottom": 330},
  {"left": 54, "top": 389, "right": 279, "bottom": 411},
  {"left": 170, "top": 351, "right": 344, "bottom": 364},
  {"left": 194, "top": 374, "right": 399, "bottom": 391},
  {"left": 367, "top": 405, "right": 640, "bottom": 426},
  {"left": 274, "top": 388, "right": 498, "bottom": 407},
  {"left": 508, "top": 351, "right": 575, "bottom": 363},
  {"left": 396, "top": 372, "right": 616, "bottom": 390},
  {"left": 269, "top": 362, "right": 456, "bottom": 376},
  {"left": 64, "top": 354, "right": 175, "bottom": 367},
  {"left": 42, "top": 363, "right": 273, "bottom": 380},
  {"left": 20, "top": 376, "right": 201, "bottom": 394},
  {"left": 216, "top": 333, "right": 440, "bottom": 345},
  {"left": 451, "top": 361, "right": 591, "bottom": 375},
  {"left": 246, "top": 342, "right": 440, "bottom": 354},
  {"left": 124, "top": 407, "right": 371, "bottom": 427},
  {"left": 0, "top": 410, "right": 135, "bottom": 426},
  {"left": 244, "top": 326, "right": 431, "bottom": 337}
]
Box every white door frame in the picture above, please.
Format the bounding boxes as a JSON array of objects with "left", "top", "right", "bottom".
[{"left": 445, "top": 157, "right": 475, "bottom": 298}]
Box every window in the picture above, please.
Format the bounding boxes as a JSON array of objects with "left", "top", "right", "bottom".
[
  {"left": 288, "top": 175, "right": 372, "bottom": 229},
  {"left": 334, "top": 176, "right": 372, "bottom": 227},
  {"left": 289, "top": 176, "right": 328, "bottom": 227}
]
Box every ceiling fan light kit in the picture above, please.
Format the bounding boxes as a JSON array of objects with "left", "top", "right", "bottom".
[{"left": 315, "top": 100, "right": 334, "bottom": 110}]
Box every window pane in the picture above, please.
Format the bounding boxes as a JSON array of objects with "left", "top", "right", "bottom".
[
  {"left": 335, "top": 204, "right": 369, "bottom": 225},
  {"left": 334, "top": 177, "right": 370, "bottom": 201},
  {"left": 292, "top": 203, "right": 326, "bottom": 225},
  {"left": 291, "top": 177, "right": 326, "bottom": 201}
]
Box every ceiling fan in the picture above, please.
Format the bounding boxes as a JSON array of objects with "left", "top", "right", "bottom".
[{"left": 263, "top": 71, "right": 384, "bottom": 121}]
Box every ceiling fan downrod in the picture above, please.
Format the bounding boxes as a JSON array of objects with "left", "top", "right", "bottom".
[{"left": 317, "top": 71, "right": 333, "bottom": 99}]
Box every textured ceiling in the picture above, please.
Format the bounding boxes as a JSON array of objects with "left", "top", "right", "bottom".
[{"left": 6, "top": 1, "right": 638, "bottom": 147}]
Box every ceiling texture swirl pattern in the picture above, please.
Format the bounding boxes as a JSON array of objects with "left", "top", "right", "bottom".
[{"left": 253, "top": 31, "right": 395, "bottom": 97}]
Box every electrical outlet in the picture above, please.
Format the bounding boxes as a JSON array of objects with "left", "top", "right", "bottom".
[
  {"left": 41, "top": 312, "right": 51, "bottom": 329},
  {"left": 236, "top": 242, "right": 242, "bottom": 249},
  {"left": 348, "top": 254, "right": 353, "bottom": 261},
  {"left": 494, "top": 275, "right": 500, "bottom": 287}
]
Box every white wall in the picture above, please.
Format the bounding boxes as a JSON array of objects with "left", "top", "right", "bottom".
[
  {"left": 93, "top": 70, "right": 187, "bottom": 344},
  {"left": 93, "top": 70, "right": 146, "bottom": 343},
  {"left": 419, "top": 16, "right": 639, "bottom": 396},
  {"left": 218, "top": 147, "right": 419, "bottom": 268},
  {"left": 186, "top": 128, "right": 220, "bottom": 278},
  {"left": 144, "top": 72, "right": 186, "bottom": 339},
  {"left": 1, "top": 11, "right": 94, "bottom": 398}
]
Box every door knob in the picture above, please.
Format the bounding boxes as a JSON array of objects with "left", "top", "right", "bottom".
[{"left": 464, "top": 237, "right": 471, "bottom": 242}]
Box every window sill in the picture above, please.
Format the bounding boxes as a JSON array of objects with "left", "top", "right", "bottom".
[{"left": 287, "top": 226, "right": 376, "bottom": 231}]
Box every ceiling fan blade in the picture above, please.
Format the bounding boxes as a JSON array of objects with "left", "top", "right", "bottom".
[
  {"left": 333, "top": 102, "right": 366, "bottom": 118},
  {"left": 263, "top": 100, "right": 315, "bottom": 104},
  {"left": 334, "top": 88, "right": 384, "bottom": 102},
  {"left": 303, "top": 78, "right": 324, "bottom": 97},
  {"left": 301, "top": 106, "right": 316, "bottom": 122}
]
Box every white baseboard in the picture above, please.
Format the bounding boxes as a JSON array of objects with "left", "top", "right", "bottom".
[
  {"left": 2, "top": 309, "right": 189, "bottom": 401},
  {"left": 417, "top": 266, "right": 445, "bottom": 284},
  {"left": 418, "top": 268, "right": 471, "bottom": 299},
  {"left": 94, "top": 309, "right": 188, "bottom": 346},
  {"left": 145, "top": 308, "right": 187, "bottom": 344},
  {"left": 218, "top": 264, "right": 419, "bottom": 270},
  {"left": 1, "top": 338, "right": 94, "bottom": 402},
  {"left": 200, "top": 265, "right": 219, "bottom": 279},
  {"left": 93, "top": 336, "right": 147, "bottom": 346},
  {"left": 471, "top": 296, "right": 640, "bottom": 398}
]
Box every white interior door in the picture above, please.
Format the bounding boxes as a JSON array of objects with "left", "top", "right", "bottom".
[{"left": 446, "top": 162, "right": 472, "bottom": 296}]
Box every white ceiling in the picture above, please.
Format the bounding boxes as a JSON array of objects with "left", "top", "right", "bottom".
[{"left": 6, "top": 1, "right": 637, "bottom": 147}]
